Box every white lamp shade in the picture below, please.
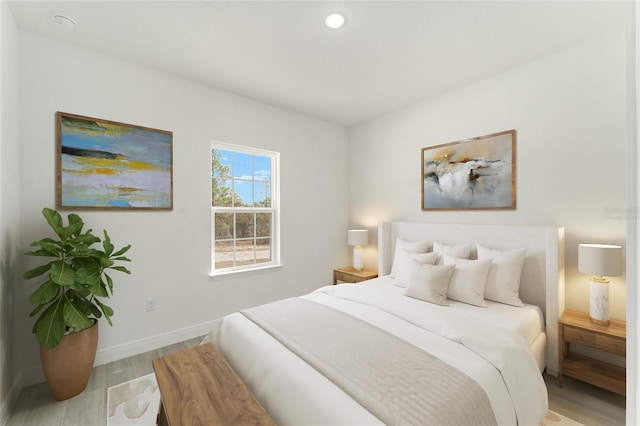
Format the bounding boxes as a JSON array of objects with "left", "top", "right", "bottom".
[
  {"left": 348, "top": 229, "right": 369, "bottom": 246},
  {"left": 578, "top": 244, "right": 623, "bottom": 277}
]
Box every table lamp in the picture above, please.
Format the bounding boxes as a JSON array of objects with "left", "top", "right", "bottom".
[
  {"left": 578, "top": 243, "right": 623, "bottom": 325},
  {"left": 348, "top": 229, "right": 369, "bottom": 271}
]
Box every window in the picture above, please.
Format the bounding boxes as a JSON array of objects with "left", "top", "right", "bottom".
[{"left": 211, "top": 142, "right": 279, "bottom": 275}]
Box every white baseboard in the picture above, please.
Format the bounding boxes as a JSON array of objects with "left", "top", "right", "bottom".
[
  {"left": 94, "top": 319, "right": 217, "bottom": 366},
  {"left": 19, "top": 319, "right": 219, "bottom": 388}
]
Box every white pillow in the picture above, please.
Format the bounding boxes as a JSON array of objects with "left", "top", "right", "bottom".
[
  {"left": 395, "top": 252, "right": 438, "bottom": 288},
  {"left": 443, "top": 255, "right": 491, "bottom": 307},
  {"left": 477, "top": 245, "right": 527, "bottom": 307},
  {"left": 433, "top": 241, "right": 472, "bottom": 265},
  {"left": 404, "top": 262, "right": 455, "bottom": 306},
  {"left": 390, "top": 238, "right": 430, "bottom": 278}
]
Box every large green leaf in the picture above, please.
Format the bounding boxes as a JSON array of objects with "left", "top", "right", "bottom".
[
  {"left": 38, "top": 240, "right": 60, "bottom": 256},
  {"left": 75, "top": 265, "right": 101, "bottom": 286},
  {"left": 110, "top": 266, "right": 131, "bottom": 274},
  {"left": 42, "top": 208, "right": 64, "bottom": 240},
  {"left": 28, "top": 279, "right": 60, "bottom": 306},
  {"left": 72, "top": 256, "right": 97, "bottom": 269},
  {"left": 49, "top": 260, "right": 76, "bottom": 286},
  {"left": 62, "top": 295, "right": 93, "bottom": 330},
  {"left": 33, "top": 299, "right": 66, "bottom": 348},
  {"left": 72, "top": 233, "right": 100, "bottom": 247},
  {"left": 29, "top": 303, "right": 46, "bottom": 317},
  {"left": 87, "top": 302, "right": 102, "bottom": 319},
  {"left": 102, "top": 230, "right": 114, "bottom": 256},
  {"left": 67, "top": 213, "right": 84, "bottom": 237},
  {"left": 112, "top": 245, "right": 131, "bottom": 257},
  {"left": 29, "top": 237, "right": 58, "bottom": 247},
  {"left": 87, "top": 278, "right": 108, "bottom": 297},
  {"left": 23, "top": 262, "right": 54, "bottom": 280},
  {"left": 95, "top": 299, "right": 113, "bottom": 326},
  {"left": 105, "top": 274, "right": 114, "bottom": 295},
  {"left": 69, "top": 244, "right": 92, "bottom": 257},
  {"left": 25, "top": 239, "right": 60, "bottom": 257}
]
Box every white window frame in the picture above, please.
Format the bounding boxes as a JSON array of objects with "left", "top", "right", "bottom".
[{"left": 210, "top": 141, "right": 280, "bottom": 277}]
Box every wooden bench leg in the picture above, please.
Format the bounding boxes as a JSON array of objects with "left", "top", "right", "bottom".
[{"left": 157, "top": 400, "right": 169, "bottom": 426}]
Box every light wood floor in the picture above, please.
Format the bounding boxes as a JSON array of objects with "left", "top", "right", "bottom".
[
  {"left": 544, "top": 374, "right": 625, "bottom": 426},
  {"left": 6, "top": 336, "right": 203, "bottom": 426},
  {"left": 6, "top": 338, "right": 626, "bottom": 426}
]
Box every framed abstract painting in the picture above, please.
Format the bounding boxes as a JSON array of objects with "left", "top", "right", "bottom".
[
  {"left": 421, "top": 130, "right": 516, "bottom": 210},
  {"left": 56, "top": 112, "right": 173, "bottom": 210}
]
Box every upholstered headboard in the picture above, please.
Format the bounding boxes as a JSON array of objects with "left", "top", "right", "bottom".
[{"left": 377, "top": 222, "right": 565, "bottom": 375}]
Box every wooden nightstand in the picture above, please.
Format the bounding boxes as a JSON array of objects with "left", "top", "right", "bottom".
[
  {"left": 558, "top": 309, "right": 626, "bottom": 395},
  {"left": 333, "top": 267, "right": 378, "bottom": 285}
]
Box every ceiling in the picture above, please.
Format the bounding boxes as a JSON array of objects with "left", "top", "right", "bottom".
[{"left": 7, "top": 1, "right": 631, "bottom": 127}]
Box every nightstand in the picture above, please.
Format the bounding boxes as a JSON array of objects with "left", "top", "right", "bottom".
[
  {"left": 558, "top": 309, "right": 626, "bottom": 395},
  {"left": 333, "top": 267, "right": 378, "bottom": 285}
]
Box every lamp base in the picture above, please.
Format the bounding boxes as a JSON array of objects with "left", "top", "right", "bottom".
[
  {"left": 589, "top": 279, "right": 610, "bottom": 326},
  {"left": 589, "top": 317, "right": 610, "bottom": 326},
  {"left": 352, "top": 246, "right": 363, "bottom": 272}
]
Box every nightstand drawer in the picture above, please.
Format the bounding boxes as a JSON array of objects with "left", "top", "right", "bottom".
[
  {"left": 334, "top": 270, "right": 360, "bottom": 283},
  {"left": 597, "top": 334, "right": 626, "bottom": 356},
  {"left": 564, "top": 326, "right": 596, "bottom": 347}
]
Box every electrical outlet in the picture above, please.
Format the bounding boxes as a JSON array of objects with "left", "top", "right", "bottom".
[{"left": 146, "top": 297, "right": 157, "bottom": 312}]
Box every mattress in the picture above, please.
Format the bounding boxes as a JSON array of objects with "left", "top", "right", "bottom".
[{"left": 206, "top": 278, "right": 548, "bottom": 425}]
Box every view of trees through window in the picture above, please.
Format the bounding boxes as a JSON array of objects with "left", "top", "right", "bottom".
[{"left": 211, "top": 147, "right": 274, "bottom": 270}]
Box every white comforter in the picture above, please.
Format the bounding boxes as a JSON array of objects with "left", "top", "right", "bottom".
[{"left": 206, "top": 281, "right": 548, "bottom": 425}]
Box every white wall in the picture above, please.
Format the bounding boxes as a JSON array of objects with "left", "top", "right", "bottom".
[
  {"left": 348, "top": 31, "right": 628, "bottom": 321},
  {"left": 15, "top": 31, "right": 349, "bottom": 385},
  {"left": 0, "top": 0, "right": 22, "bottom": 422}
]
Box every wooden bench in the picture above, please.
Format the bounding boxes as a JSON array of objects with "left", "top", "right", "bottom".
[{"left": 152, "top": 343, "right": 275, "bottom": 426}]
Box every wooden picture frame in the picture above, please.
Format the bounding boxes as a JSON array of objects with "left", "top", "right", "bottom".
[
  {"left": 421, "top": 130, "right": 516, "bottom": 210},
  {"left": 56, "top": 112, "right": 173, "bottom": 210}
]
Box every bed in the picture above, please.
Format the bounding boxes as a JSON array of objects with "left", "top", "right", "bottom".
[{"left": 205, "top": 222, "right": 565, "bottom": 425}]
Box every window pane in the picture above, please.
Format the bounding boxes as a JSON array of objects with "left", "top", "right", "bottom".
[
  {"left": 236, "top": 213, "right": 254, "bottom": 239},
  {"left": 254, "top": 181, "right": 271, "bottom": 207},
  {"left": 212, "top": 178, "right": 233, "bottom": 207},
  {"left": 234, "top": 180, "right": 252, "bottom": 206},
  {"left": 236, "top": 239, "right": 255, "bottom": 266},
  {"left": 214, "top": 240, "right": 235, "bottom": 269},
  {"left": 256, "top": 213, "right": 271, "bottom": 238},
  {"left": 254, "top": 155, "right": 271, "bottom": 181},
  {"left": 234, "top": 152, "right": 253, "bottom": 178},
  {"left": 212, "top": 149, "right": 232, "bottom": 178},
  {"left": 256, "top": 238, "right": 271, "bottom": 264},
  {"left": 214, "top": 213, "right": 234, "bottom": 240}
]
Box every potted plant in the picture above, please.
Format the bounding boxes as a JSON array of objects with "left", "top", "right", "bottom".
[{"left": 23, "top": 207, "right": 131, "bottom": 400}]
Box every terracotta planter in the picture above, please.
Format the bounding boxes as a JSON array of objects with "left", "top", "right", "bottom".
[{"left": 40, "top": 320, "right": 98, "bottom": 400}]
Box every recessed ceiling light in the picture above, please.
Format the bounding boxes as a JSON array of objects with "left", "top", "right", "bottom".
[
  {"left": 52, "top": 14, "right": 77, "bottom": 31},
  {"left": 325, "top": 13, "right": 345, "bottom": 29}
]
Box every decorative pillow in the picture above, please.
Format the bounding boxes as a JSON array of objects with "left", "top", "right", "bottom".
[
  {"left": 477, "top": 245, "right": 527, "bottom": 307},
  {"left": 442, "top": 255, "right": 491, "bottom": 307},
  {"left": 390, "top": 238, "right": 430, "bottom": 278},
  {"left": 404, "top": 262, "right": 455, "bottom": 306},
  {"left": 433, "top": 241, "right": 472, "bottom": 265},
  {"left": 395, "top": 252, "right": 438, "bottom": 288}
]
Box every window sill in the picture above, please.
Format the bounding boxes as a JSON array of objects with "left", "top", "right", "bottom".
[{"left": 209, "top": 264, "right": 283, "bottom": 281}]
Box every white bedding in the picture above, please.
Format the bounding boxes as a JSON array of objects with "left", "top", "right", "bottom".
[
  {"left": 365, "top": 277, "right": 548, "bottom": 371},
  {"left": 206, "top": 278, "right": 549, "bottom": 425},
  {"left": 367, "top": 276, "right": 545, "bottom": 346}
]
